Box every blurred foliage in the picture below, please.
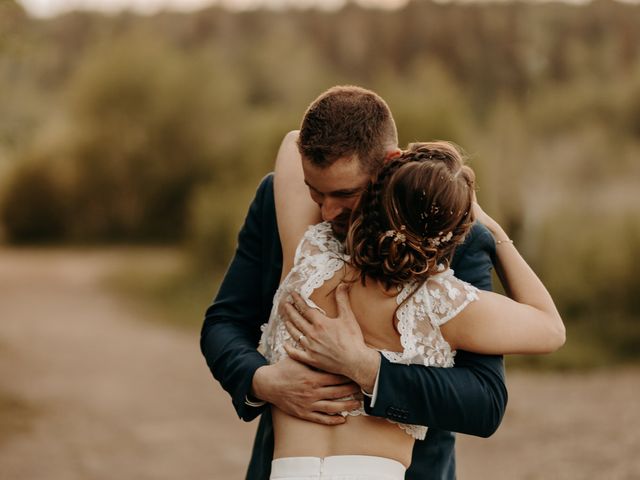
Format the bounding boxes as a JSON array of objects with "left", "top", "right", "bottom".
[
  {"left": 0, "top": 152, "right": 68, "bottom": 242},
  {"left": 1, "top": 0, "right": 640, "bottom": 365},
  {"left": 186, "top": 180, "right": 258, "bottom": 269}
]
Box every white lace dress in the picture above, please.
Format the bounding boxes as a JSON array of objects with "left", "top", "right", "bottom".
[{"left": 258, "top": 222, "right": 479, "bottom": 441}]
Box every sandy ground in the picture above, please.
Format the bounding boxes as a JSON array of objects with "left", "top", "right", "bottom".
[{"left": 0, "top": 249, "right": 638, "bottom": 479}]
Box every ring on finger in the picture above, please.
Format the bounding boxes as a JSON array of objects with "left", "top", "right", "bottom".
[{"left": 298, "top": 334, "right": 305, "bottom": 343}]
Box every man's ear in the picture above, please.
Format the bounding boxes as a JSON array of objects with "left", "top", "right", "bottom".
[{"left": 383, "top": 148, "right": 402, "bottom": 163}]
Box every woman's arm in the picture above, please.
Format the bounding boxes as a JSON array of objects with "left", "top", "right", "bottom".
[
  {"left": 441, "top": 202, "right": 566, "bottom": 355},
  {"left": 274, "top": 130, "right": 321, "bottom": 278}
]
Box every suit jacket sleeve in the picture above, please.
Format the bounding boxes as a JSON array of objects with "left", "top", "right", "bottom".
[
  {"left": 200, "top": 174, "right": 278, "bottom": 422},
  {"left": 364, "top": 223, "right": 508, "bottom": 437}
]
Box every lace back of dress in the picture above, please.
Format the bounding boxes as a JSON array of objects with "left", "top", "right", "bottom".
[
  {"left": 383, "top": 268, "right": 479, "bottom": 369},
  {"left": 258, "top": 227, "right": 479, "bottom": 443},
  {"left": 259, "top": 223, "right": 347, "bottom": 364}
]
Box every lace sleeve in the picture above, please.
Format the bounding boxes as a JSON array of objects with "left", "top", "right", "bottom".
[
  {"left": 384, "top": 268, "right": 479, "bottom": 369},
  {"left": 424, "top": 269, "right": 480, "bottom": 327}
]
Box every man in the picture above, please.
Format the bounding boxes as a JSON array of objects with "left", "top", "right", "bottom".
[{"left": 201, "top": 86, "right": 507, "bottom": 479}]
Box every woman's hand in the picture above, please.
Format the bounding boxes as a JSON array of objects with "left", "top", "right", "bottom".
[
  {"left": 471, "top": 192, "right": 496, "bottom": 228},
  {"left": 472, "top": 194, "right": 507, "bottom": 242}
]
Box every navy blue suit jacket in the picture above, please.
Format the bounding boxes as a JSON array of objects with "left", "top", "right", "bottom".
[{"left": 201, "top": 174, "right": 507, "bottom": 479}]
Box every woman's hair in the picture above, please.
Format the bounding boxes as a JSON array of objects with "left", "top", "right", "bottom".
[{"left": 346, "top": 141, "right": 476, "bottom": 290}]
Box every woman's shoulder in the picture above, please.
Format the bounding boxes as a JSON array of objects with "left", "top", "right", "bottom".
[
  {"left": 294, "top": 222, "right": 345, "bottom": 261},
  {"left": 416, "top": 267, "right": 480, "bottom": 327}
]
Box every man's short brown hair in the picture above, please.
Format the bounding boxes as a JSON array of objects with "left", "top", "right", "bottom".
[{"left": 297, "top": 85, "right": 398, "bottom": 173}]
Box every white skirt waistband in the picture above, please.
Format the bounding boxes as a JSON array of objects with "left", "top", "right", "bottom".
[{"left": 270, "top": 455, "right": 406, "bottom": 479}]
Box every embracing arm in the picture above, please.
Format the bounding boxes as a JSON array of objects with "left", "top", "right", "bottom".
[
  {"left": 202, "top": 139, "right": 360, "bottom": 426},
  {"left": 274, "top": 130, "right": 321, "bottom": 276},
  {"left": 365, "top": 223, "right": 508, "bottom": 437},
  {"left": 200, "top": 175, "right": 274, "bottom": 422},
  {"left": 369, "top": 350, "right": 506, "bottom": 437},
  {"left": 442, "top": 204, "right": 565, "bottom": 354}
]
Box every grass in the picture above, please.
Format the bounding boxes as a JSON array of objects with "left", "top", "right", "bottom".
[
  {"left": 103, "top": 248, "right": 223, "bottom": 332},
  {"left": 506, "top": 323, "right": 614, "bottom": 371},
  {"left": 507, "top": 316, "right": 640, "bottom": 371}
]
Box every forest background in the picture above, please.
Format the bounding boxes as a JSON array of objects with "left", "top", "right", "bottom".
[{"left": 1, "top": 0, "right": 639, "bottom": 369}]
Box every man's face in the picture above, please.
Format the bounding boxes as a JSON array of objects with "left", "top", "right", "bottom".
[{"left": 302, "top": 155, "right": 371, "bottom": 240}]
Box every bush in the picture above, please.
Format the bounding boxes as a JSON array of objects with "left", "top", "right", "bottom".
[
  {"left": 0, "top": 155, "right": 68, "bottom": 243},
  {"left": 59, "top": 36, "right": 224, "bottom": 242},
  {"left": 1, "top": 33, "right": 252, "bottom": 244},
  {"left": 186, "top": 181, "right": 257, "bottom": 272}
]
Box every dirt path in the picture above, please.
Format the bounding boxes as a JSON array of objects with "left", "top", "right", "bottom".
[
  {"left": 0, "top": 249, "right": 638, "bottom": 479},
  {"left": 0, "top": 249, "right": 255, "bottom": 479}
]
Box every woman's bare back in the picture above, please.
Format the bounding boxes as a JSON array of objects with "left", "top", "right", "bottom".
[{"left": 272, "top": 265, "right": 414, "bottom": 467}]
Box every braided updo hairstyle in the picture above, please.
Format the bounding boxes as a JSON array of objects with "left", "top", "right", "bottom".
[{"left": 346, "top": 141, "right": 476, "bottom": 290}]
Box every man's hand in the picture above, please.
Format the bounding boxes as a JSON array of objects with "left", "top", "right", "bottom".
[
  {"left": 282, "top": 284, "right": 381, "bottom": 393},
  {"left": 251, "top": 355, "right": 361, "bottom": 425}
]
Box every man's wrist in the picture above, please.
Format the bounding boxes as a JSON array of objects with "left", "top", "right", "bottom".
[
  {"left": 250, "top": 364, "right": 271, "bottom": 403},
  {"left": 349, "top": 348, "right": 380, "bottom": 393}
]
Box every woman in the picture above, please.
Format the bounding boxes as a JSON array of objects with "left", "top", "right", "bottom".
[{"left": 258, "top": 138, "right": 565, "bottom": 480}]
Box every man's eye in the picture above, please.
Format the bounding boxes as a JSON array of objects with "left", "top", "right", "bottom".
[{"left": 309, "top": 190, "right": 322, "bottom": 203}]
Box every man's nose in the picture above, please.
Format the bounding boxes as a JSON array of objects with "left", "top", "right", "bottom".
[{"left": 321, "top": 198, "right": 343, "bottom": 222}]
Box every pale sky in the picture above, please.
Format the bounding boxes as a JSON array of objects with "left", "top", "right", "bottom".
[
  {"left": 18, "top": 0, "right": 410, "bottom": 17},
  {"left": 19, "top": 0, "right": 636, "bottom": 18}
]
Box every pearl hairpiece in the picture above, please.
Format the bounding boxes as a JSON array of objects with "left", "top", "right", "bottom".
[
  {"left": 428, "top": 231, "right": 453, "bottom": 247},
  {"left": 383, "top": 225, "right": 407, "bottom": 244}
]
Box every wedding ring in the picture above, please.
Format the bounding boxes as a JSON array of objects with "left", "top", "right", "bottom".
[{"left": 298, "top": 334, "right": 305, "bottom": 343}]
